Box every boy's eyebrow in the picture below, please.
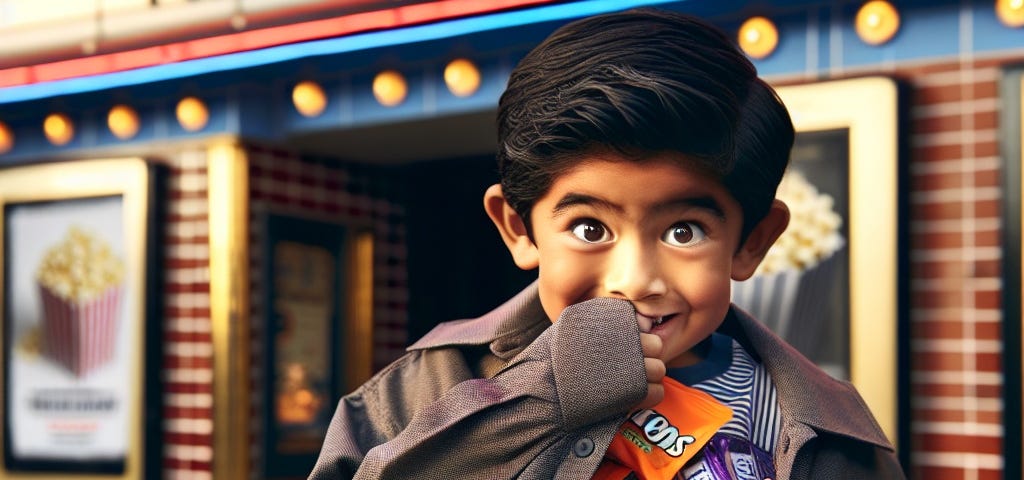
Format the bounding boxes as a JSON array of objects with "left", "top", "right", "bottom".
[
  {"left": 551, "top": 193, "right": 727, "bottom": 220},
  {"left": 654, "top": 197, "right": 727, "bottom": 221},
  {"left": 551, "top": 193, "right": 623, "bottom": 217}
]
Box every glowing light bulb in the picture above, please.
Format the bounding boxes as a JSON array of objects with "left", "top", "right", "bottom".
[
  {"left": 292, "top": 81, "right": 327, "bottom": 117},
  {"left": 855, "top": 1, "right": 900, "bottom": 45},
  {"left": 44, "top": 113, "right": 74, "bottom": 146},
  {"left": 373, "top": 70, "right": 408, "bottom": 107},
  {"left": 108, "top": 105, "right": 140, "bottom": 140},
  {"left": 444, "top": 58, "right": 481, "bottom": 97},
  {"left": 737, "top": 16, "right": 778, "bottom": 60},
  {"left": 998, "top": 0, "right": 1024, "bottom": 27},
  {"left": 176, "top": 96, "right": 209, "bottom": 132},
  {"left": 0, "top": 122, "right": 13, "bottom": 154}
]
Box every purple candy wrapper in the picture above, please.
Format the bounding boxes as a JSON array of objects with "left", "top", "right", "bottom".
[{"left": 682, "top": 434, "right": 775, "bottom": 480}]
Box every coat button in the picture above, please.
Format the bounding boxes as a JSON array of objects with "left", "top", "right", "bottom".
[{"left": 573, "top": 437, "right": 595, "bottom": 457}]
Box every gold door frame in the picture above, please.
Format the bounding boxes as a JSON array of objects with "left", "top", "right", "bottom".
[
  {"left": 207, "top": 141, "right": 252, "bottom": 480},
  {"left": 775, "top": 77, "right": 900, "bottom": 444},
  {"left": 208, "top": 139, "right": 375, "bottom": 479}
]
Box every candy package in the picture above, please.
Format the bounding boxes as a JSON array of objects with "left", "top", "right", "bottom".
[
  {"left": 593, "top": 377, "right": 733, "bottom": 480},
  {"left": 681, "top": 433, "right": 776, "bottom": 480}
]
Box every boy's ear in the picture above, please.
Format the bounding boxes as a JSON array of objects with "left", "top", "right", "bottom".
[
  {"left": 483, "top": 184, "right": 539, "bottom": 270},
  {"left": 731, "top": 199, "right": 790, "bottom": 281}
]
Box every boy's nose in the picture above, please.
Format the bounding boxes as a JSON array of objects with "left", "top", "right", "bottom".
[{"left": 604, "top": 240, "right": 668, "bottom": 301}]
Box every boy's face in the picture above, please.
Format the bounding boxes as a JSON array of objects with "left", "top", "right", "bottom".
[{"left": 485, "top": 151, "right": 788, "bottom": 368}]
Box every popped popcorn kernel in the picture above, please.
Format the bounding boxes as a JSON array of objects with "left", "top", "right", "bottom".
[
  {"left": 36, "top": 226, "right": 124, "bottom": 303},
  {"left": 757, "top": 170, "right": 845, "bottom": 275}
]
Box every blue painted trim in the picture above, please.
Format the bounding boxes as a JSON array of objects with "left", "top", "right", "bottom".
[{"left": 0, "top": 0, "right": 679, "bottom": 104}]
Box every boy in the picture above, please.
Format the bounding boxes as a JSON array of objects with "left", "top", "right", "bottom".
[{"left": 309, "top": 8, "right": 904, "bottom": 479}]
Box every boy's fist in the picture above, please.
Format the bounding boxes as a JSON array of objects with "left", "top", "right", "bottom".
[{"left": 638, "top": 332, "right": 665, "bottom": 409}]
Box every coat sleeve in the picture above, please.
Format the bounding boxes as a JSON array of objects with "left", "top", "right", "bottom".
[{"left": 307, "top": 298, "right": 648, "bottom": 480}]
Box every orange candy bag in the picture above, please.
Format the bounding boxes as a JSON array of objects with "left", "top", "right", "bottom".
[{"left": 593, "top": 376, "right": 733, "bottom": 480}]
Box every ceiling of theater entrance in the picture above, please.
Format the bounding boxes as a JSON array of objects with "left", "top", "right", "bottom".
[{"left": 286, "top": 110, "right": 498, "bottom": 164}]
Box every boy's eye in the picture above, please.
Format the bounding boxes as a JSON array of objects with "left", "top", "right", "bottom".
[
  {"left": 570, "top": 220, "right": 611, "bottom": 243},
  {"left": 662, "top": 222, "right": 706, "bottom": 247}
]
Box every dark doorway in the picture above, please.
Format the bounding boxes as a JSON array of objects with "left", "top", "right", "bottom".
[{"left": 401, "top": 155, "right": 536, "bottom": 344}]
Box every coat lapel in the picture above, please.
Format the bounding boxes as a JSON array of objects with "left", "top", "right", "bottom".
[{"left": 722, "top": 307, "right": 894, "bottom": 478}]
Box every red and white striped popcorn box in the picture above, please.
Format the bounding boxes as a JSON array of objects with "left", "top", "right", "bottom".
[{"left": 37, "top": 283, "right": 123, "bottom": 378}]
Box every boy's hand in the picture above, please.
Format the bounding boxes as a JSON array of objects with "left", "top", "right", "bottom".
[{"left": 638, "top": 332, "right": 665, "bottom": 409}]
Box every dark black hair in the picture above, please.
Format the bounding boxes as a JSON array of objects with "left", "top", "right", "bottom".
[{"left": 496, "top": 8, "right": 794, "bottom": 239}]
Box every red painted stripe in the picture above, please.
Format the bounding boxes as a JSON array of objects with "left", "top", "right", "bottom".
[{"left": 0, "top": 0, "right": 554, "bottom": 88}]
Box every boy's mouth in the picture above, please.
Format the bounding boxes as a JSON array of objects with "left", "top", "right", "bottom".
[{"left": 637, "top": 312, "right": 677, "bottom": 333}]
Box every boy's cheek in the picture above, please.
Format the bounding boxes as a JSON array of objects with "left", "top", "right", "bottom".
[
  {"left": 537, "top": 280, "right": 586, "bottom": 324},
  {"left": 682, "top": 272, "right": 733, "bottom": 307},
  {"left": 537, "top": 251, "right": 598, "bottom": 287}
]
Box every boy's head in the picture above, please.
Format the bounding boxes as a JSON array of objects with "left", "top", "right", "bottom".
[{"left": 484, "top": 8, "right": 793, "bottom": 367}]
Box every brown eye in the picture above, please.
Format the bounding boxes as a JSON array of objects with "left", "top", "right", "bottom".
[
  {"left": 672, "top": 225, "right": 692, "bottom": 243},
  {"left": 570, "top": 221, "right": 610, "bottom": 243},
  {"left": 662, "top": 222, "right": 705, "bottom": 247}
]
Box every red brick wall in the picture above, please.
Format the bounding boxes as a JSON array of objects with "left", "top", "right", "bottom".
[
  {"left": 162, "top": 148, "right": 215, "bottom": 480},
  {"left": 159, "top": 144, "right": 407, "bottom": 479},
  {"left": 246, "top": 144, "right": 407, "bottom": 477},
  {"left": 898, "top": 58, "right": 1007, "bottom": 479}
]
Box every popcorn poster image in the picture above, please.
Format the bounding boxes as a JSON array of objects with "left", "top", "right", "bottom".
[
  {"left": 731, "top": 170, "right": 848, "bottom": 377},
  {"left": 731, "top": 131, "right": 851, "bottom": 380},
  {"left": 5, "top": 196, "right": 133, "bottom": 463}
]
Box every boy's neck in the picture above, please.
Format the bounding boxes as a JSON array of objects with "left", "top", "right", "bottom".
[{"left": 666, "top": 335, "right": 715, "bottom": 368}]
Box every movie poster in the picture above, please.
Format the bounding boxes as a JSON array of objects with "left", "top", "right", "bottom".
[{"left": 4, "top": 195, "right": 131, "bottom": 472}]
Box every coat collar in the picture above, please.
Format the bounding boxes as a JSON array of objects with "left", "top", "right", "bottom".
[{"left": 407, "top": 281, "right": 550, "bottom": 360}]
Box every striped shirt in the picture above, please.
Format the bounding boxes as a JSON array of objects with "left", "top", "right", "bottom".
[{"left": 666, "top": 333, "right": 781, "bottom": 455}]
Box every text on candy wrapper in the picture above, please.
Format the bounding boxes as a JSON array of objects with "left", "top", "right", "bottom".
[{"left": 628, "top": 409, "right": 696, "bottom": 457}]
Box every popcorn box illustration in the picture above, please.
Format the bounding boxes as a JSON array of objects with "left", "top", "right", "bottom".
[
  {"left": 36, "top": 227, "right": 125, "bottom": 377},
  {"left": 731, "top": 170, "right": 845, "bottom": 357}
]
